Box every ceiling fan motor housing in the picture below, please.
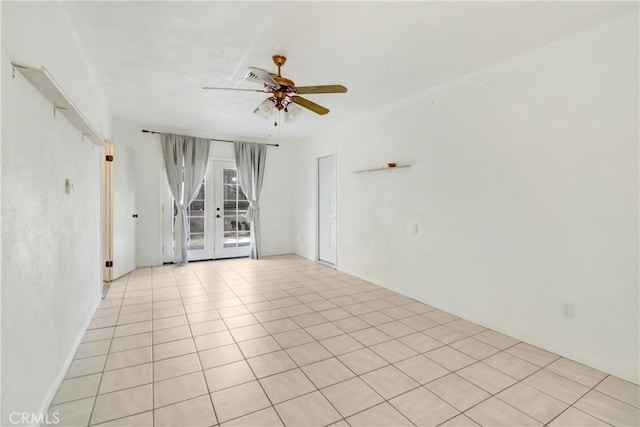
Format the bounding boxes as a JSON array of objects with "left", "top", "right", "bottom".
[{"left": 274, "top": 77, "right": 295, "bottom": 88}]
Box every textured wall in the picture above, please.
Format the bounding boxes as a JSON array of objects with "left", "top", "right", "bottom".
[
  {"left": 294, "top": 14, "right": 639, "bottom": 383},
  {"left": 1, "top": 2, "right": 111, "bottom": 423}
]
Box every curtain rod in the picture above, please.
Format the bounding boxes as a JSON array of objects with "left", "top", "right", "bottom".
[{"left": 141, "top": 129, "right": 279, "bottom": 147}]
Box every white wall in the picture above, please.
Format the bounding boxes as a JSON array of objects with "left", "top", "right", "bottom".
[
  {"left": 111, "top": 118, "right": 294, "bottom": 266},
  {"left": 1, "top": 2, "right": 111, "bottom": 424},
  {"left": 293, "top": 13, "right": 639, "bottom": 383},
  {"left": 259, "top": 140, "right": 295, "bottom": 257}
]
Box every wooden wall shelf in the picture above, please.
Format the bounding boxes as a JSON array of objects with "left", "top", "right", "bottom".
[
  {"left": 353, "top": 164, "right": 411, "bottom": 174},
  {"left": 12, "top": 62, "right": 105, "bottom": 146}
]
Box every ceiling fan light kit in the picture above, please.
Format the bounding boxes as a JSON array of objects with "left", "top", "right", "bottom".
[
  {"left": 203, "top": 54, "right": 347, "bottom": 125},
  {"left": 284, "top": 103, "right": 302, "bottom": 122},
  {"left": 253, "top": 98, "right": 275, "bottom": 118}
]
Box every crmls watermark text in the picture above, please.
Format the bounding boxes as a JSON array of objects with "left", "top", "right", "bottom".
[{"left": 9, "top": 412, "right": 60, "bottom": 425}]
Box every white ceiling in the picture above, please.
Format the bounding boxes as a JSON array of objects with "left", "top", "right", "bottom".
[{"left": 62, "top": 1, "right": 636, "bottom": 142}]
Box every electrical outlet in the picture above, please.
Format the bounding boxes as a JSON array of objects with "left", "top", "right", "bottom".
[{"left": 563, "top": 302, "right": 575, "bottom": 318}]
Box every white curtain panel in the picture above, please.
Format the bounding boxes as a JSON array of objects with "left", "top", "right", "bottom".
[
  {"left": 161, "top": 133, "right": 210, "bottom": 264},
  {"left": 234, "top": 141, "right": 267, "bottom": 259}
]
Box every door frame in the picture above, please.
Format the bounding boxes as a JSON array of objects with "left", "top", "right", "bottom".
[
  {"left": 102, "top": 143, "right": 113, "bottom": 282},
  {"left": 316, "top": 153, "right": 337, "bottom": 267}
]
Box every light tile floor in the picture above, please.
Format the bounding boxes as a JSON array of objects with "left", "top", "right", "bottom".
[{"left": 48, "top": 255, "right": 639, "bottom": 426}]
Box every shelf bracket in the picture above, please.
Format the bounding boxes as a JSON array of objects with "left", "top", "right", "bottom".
[
  {"left": 11, "top": 61, "right": 105, "bottom": 146},
  {"left": 53, "top": 106, "right": 68, "bottom": 118},
  {"left": 12, "top": 64, "right": 26, "bottom": 79}
]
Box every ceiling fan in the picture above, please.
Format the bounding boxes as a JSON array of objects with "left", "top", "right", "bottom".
[{"left": 202, "top": 55, "right": 347, "bottom": 121}]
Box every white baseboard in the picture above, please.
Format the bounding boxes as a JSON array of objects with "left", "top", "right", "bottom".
[
  {"left": 35, "top": 292, "right": 102, "bottom": 424},
  {"left": 336, "top": 265, "right": 392, "bottom": 291}
]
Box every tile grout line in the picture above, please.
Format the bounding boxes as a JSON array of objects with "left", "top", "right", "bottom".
[
  {"left": 210, "top": 264, "right": 320, "bottom": 426},
  {"left": 216, "top": 262, "right": 352, "bottom": 424},
  {"left": 229, "top": 263, "right": 417, "bottom": 426},
  {"left": 173, "top": 266, "right": 502, "bottom": 424},
  {"left": 232, "top": 265, "right": 369, "bottom": 427},
  {"left": 194, "top": 266, "right": 288, "bottom": 427},
  {"left": 431, "top": 338, "right": 614, "bottom": 426},
  {"left": 171, "top": 266, "right": 221, "bottom": 427},
  {"left": 243, "top": 274, "right": 542, "bottom": 426},
  {"left": 51, "top": 257, "right": 635, "bottom": 427},
  {"left": 87, "top": 273, "right": 130, "bottom": 426},
  {"left": 543, "top": 374, "right": 614, "bottom": 427},
  {"left": 229, "top": 264, "right": 410, "bottom": 425},
  {"left": 151, "top": 271, "right": 155, "bottom": 427},
  {"left": 90, "top": 311, "right": 485, "bottom": 422},
  {"left": 429, "top": 340, "right": 557, "bottom": 425}
]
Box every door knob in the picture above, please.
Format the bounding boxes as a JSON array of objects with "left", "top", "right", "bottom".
[
  {"left": 216, "top": 214, "right": 221, "bottom": 218},
  {"left": 133, "top": 214, "right": 138, "bottom": 218}
]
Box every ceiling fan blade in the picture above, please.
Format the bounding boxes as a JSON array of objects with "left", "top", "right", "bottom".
[
  {"left": 295, "top": 85, "right": 348, "bottom": 94},
  {"left": 245, "top": 67, "right": 280, "bottom": 89},
  {"left": 291, "top": 96, "right": 330, "bottom": 115},
  {"left": 202, "top": 87, "right": 268, "bottom": 92}
]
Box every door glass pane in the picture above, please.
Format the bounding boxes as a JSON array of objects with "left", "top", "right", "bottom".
[
  {"left": 189, "top": 217, "right": 204, "bottom": 234},
  {"left": 221, "top": 168, "right": 251, "bottom": 249},
  {"left": 224, "top": 231, "right": 238, "bottom": 247},
  {"left": 238, "top": 218, "right": 250, "bottom": 231},
  {"left": 223, "top": 184, "right": 237, "bottom": 200},
  {"left": 223, "top": 169, "right": 238, "bottom": 184},
  {"left": 223, "top": 217, "right": 237, "bottom": 232},
  {"left": 190, "top": 201, "right": 205, "bottom": 211},
  {"left": 187, "top": 181, "right": 206, "bottom": 251},
  {"left": 238, "top": 231, "right": 251, "bottom": 246},
  {"left": 189, "top": 234, "right": 205, "bottom": 250}
]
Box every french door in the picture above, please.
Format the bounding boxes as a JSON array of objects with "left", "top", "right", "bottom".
[
  {"left": 163, "top": 160, "right": 251, "bottom": 262},
  {"left": 216, "top": 162, "right": 252, "bottom": 258}
]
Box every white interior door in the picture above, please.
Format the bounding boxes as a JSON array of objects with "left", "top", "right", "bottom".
[
  {"left": 104, "top": 144, "right": 136, "bottom": 280},
  {"left": 318, "top": 154, "right": 336, "bottom": 265},
  {"left": 214, "top": 161, "right": 252, "bottom": 259}
]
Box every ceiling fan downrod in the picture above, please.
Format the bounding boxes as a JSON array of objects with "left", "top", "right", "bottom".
[{"left": 272, "top": 55, "right": 287, "bottom": 77}]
